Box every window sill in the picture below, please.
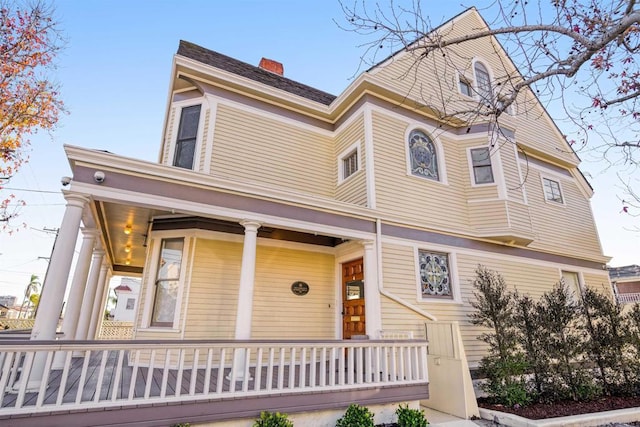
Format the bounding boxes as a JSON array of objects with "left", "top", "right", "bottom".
[
  {"left": 338, "top": 169, "right": 363, "bottom": 186},
  {"left": 137, "top": 327, "right": 181, "bottom": 333},
  {"left": 419, "top": 297, "right": 463, "bottom": 305}
]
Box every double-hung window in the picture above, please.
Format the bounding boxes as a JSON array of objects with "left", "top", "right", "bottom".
[
  {"left": 151, "top": 238, "right": 184, "bottom": 327},
  {"left": 470, "top": 147, "right": 494, "bottom": 184},
  {"left": 342, "top": 150, "right": 358, "bottom": 180},
  {"left": 173, "top": 105, "right": 201, "bottom": 169},
  {"left": 474, "top": 63, "right": 492, "bottom": 104}
]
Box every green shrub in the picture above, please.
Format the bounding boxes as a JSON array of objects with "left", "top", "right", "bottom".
[
  {"left": 395, "top": 404, "right": 428, "bottom": 427},
  {"left": 336, "top": 403, "right": 374, "bottom": 427},
  {"left": 253, "top": 411, "right": 293, "bottom": 427}
]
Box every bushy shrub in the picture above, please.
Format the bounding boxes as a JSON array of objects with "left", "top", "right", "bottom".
[
  {"left": 395, "top": 404, "right": 428, "bottom": 427},
  {"left": 335, "top": 403, "right": 374, "bottom": 427},
  {"left": 253, "top": 411, "right": 293, "bottom": 427}
]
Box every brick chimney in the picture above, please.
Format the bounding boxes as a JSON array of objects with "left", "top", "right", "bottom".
[{"left": 259, "top": 57, "right": 284, "bottom": 76}]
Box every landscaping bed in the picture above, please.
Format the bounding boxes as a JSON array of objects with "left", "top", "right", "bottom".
[{"left": 478, "top": 395, "right": 640, "bottom": 420}]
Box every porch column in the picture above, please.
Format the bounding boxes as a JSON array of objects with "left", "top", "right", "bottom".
[
  {"left": 59, "top": 228, "right": 98, "bottom": 340},
  {"left": 26, "top": 193, "right": 89, "bottom": 390},
  {"left": 30, "top": 194, "right": 89, "bottom": 341},
  {"left": 362, "top": 240, "right": 382, "bottom": 338},
  {"left": 231, "top": 220, "right": 260, "bottom": 381},
  {"left": 87, "top": 262, "right": 110, "bottom": 339},
  {"left": 75, "top": 249, "right": 105, "bottom": 340},
  {"left": 234, "top": 220, "right": 261, "bottom": 340}
]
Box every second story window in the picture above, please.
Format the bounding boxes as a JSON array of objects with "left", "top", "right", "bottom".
[
  {"left": 174, "top": 105, "right": 201, "bottom": 169},
  {"left": 408, "top": 129, "right": 439, "bottom": 181},
  {"left": 459, "top": 77, "right": 473, "bottom": 97},
  {"left": 342, "top": 150, "right": 358, "bottom": 180},
  {"left": 542, "top": 177, "right": 563, "bottom": 204},
  {"left": 474, "top": 62, "right": 492, "bottom": 103},
  {"left": 470, "top": 147, "right": 494, "bottom": 184}
]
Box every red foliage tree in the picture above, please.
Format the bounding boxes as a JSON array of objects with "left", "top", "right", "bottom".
[{"left": 0, "top": 1, "right": 64, "bottom": 231}]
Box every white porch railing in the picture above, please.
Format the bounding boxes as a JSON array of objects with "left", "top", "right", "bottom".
[
  {"left": 616, "top": 293, "right": 640, "bottom": 304},
  {"left": 0, "top": 339, "right": 428, "bottom": 416}
]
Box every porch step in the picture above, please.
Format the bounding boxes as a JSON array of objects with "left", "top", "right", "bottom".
[{"left": 423, "top": 407, "right": 483, "bottom": 427}]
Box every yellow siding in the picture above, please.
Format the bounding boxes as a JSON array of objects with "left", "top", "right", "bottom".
[
  {"left": 252, "top": 246, "right": 335, "bottom": 339},
  {"left": 368, "top": 9, "right": 576, "bottom": 166},
  {"left": 582, "top": 272, "right": 613, "bottom": 295},
  {"left": 372, "top": 111, "right": 470, "bottom": 231},
  {"left": 197, "top": 108, "right": 211, "bottom": 172},
  {"left": 525, "top": 170, "right": 603, "bottom": 258},
  {"left": 184, "top": 238, "right": 243, "bottom": 339},
  {"left": 335, "top": 115, "right": 368, "bottom": 206},
  {"left": 500, "top": 144, "right": 526, "bottom": 204},
  {"left": 379, "top": 240, "right": 581, "bottom": 364},
  {"left": 468, "top": 200, "right": 508, "bottom": 231},
  {"left": 211, "top": 104, "right": 334, "bottom": 197}
]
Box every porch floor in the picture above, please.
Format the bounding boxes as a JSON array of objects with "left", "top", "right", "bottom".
[{"left": 2, "top": 350, "right": 353, "bottom": 408}]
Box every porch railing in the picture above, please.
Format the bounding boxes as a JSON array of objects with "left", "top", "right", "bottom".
[
  {"left": 616, "top": 292, "right": 640, "bottom": 304},
  {"left": 0, "top": 339, "right": 428, "bottom": 416}
]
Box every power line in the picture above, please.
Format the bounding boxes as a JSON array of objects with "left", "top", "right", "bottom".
[{"left": 1, "top": 187, "right": 60, "bottom": 194}]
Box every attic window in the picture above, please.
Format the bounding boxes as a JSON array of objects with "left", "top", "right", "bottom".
[{"left": 474, "top": 62, "right": 492, "bottom": 103}]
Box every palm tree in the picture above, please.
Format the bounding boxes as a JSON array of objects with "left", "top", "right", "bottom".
[{"left": 19, "top": 274, "right": 41, "bottom": 319}]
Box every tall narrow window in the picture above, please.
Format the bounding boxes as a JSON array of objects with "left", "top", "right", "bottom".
[
  {"left": 561, "top": 271, "right": 582, "bottom": 301},
  {"left": 173, "top": 105, "right": 201, "bottom": 169},
  {"left": 470, "top": 147, "right": 494, "bottom": 184},
  {"left": 459, "top": 78, "right": 472, "bottom": 97},
  {"left": 151, "top": 238, "right": 184, "bottom": 327},
  {"left": 474, "top": 63, "right": 492, "bottom": 103},
  {"left": 542, "top": 177, "right": 563, "bottom": 203},
  {"left": 408, "top": 129, "right": 439, "bottom": 181}
]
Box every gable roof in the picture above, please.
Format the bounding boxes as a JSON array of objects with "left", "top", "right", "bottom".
[
  {"left": 609, "top": 265, "right": 640, "bottom": 279},
  {"left": 177, "top": 40, "right": 337, "bottom": 105}
]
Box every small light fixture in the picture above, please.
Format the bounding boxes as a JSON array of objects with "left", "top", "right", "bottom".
[
  {"left": 124, "top": 225, "right": 132, "bottom": 235},
  {"left": 124, "top": 245, "right": 131, "bottom": 253},
  {"left": 125, "top": 259, "right": 131, "bottom": 265}
]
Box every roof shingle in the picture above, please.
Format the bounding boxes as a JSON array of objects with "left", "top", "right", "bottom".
[{"left": 177, "top": 40, "right": 336, "bottom": 106}]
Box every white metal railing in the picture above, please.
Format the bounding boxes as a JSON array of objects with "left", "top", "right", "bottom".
[
  {"left": 616, "top": 293, "right": 640, "bottom": 304},
  {"left": 0, "top": 339, "right": 428, "bottom": 416}
]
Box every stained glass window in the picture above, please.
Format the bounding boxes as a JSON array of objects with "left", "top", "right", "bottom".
[
  {"left": 151, "top": 238, "right": 184, "bottom": 327},
  {"left": 419, "top": 250, "right": 452, "bottom": 297},
  {"left": 408, "top": 130, "right": 439, "bottom": 181}
]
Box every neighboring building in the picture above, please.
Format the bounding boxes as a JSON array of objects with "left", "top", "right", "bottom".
[
  {"left": 609, "top": 265, "right": 640, "bottom": 304},
  {"left": 111, "top": 277, "right": 141, "bottom": 321},
  {"left": 0, "top": 296, "right": 17, "bottom": 308},
  {"left": 2, "top": 7, "right": 612, "bottom": 426}
]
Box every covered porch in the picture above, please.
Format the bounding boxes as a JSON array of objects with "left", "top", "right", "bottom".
[{"left": 0, "top": 338, "right": 429, "bottom": 426}]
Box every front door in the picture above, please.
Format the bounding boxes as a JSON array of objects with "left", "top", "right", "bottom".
[{"left": 342, "top": 258, "right": 365, "bottom": 339}]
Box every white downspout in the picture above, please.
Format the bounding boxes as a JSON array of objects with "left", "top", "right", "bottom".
[{"left": 376, "top": 218, "right": 437, "bottom": 321}]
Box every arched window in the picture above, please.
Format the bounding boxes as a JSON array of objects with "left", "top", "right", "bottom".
[
  {"left": 408, "top": 129, "right": 439, "bottom": 181},
  {"left": 474, "top": 62, "right": 492, "bottom": 103}
]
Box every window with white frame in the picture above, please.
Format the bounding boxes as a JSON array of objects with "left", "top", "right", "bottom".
[
  {"left": 151, "top": 238, "right": 184, "bottom": 327},
  {"left": 338, "top": 142, "right": 360, "bottom": 183},
  {"left": 125, "top": 298, "right": 135, "bottom": 310},
  {"left": 560, "top": 271, "right": 582, "bottom": 302},
  {"left": 418, "top": 250, "right": 452, "bottom": 298},
  {"left": 470, "top": 147, "right": 494, "bottom": 184},
  {"left": 459, "top": 77, "right": 473, "bottom": 97},
  {"left": 173, "top": 105, "right": 201, "bottom": 169},
  {"left": 408, "top": 129, "right": 439, "bottom": 181},
  {"left": 542, "top": 177, "right": 563, "bottom": 203},
  {"left": 474, "top": 62, "right": 492, "bottom": 103}
]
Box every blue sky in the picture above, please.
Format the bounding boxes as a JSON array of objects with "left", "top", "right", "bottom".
[{"left": 0, "top": 0, "right": 637, "bottom": 299}]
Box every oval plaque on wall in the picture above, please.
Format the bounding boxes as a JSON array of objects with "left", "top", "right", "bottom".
[{"left": 291, "top": 281, "right": 310, "bottom": 296}]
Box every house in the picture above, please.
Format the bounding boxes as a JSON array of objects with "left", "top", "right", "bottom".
[
  {"left": 609, "top": 265, "right": 640, "bottom": 305},
  {"left": 1, "top": 7, "right": 612, "bottom": 427},
  {"left": 111, "top": 277, "right": 141, "bottom": 322}
]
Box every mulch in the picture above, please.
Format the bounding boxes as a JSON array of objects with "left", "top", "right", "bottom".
[{"left": 478, "top": 395, "right": 640, "bottom": 420}]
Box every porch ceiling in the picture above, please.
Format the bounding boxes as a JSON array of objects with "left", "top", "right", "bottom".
[{"left": 95, "top": 201, "right": 168, "bottom": 274}]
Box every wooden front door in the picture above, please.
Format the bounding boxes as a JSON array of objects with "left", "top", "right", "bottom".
[{"left": 342, "top": 258, "right": 365, "bottom": 339}]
